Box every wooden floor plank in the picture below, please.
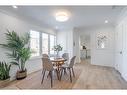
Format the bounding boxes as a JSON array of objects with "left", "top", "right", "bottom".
[{"left": 2, "top": 59, "right": 127, "bottom": 89}]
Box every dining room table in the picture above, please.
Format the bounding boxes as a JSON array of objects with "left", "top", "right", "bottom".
[{"left": 50, "top": 57, "right": 66, "bottom": 80}]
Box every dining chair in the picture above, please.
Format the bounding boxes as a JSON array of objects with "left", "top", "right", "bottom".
[
  {"left": 62, "top": 53, "right": 69, "bottom": 74},
  {"left": 62, "top": 53, "right": 69, "bottom": 63},
  {"left": 41, "top": 57, "right": 56, "bottom": 87},
  {"left": 42, "top": 54, "right": 49, "bottom": 58},
  {"left": 60, "top": 56, "right": 76, "bottom": 82}
]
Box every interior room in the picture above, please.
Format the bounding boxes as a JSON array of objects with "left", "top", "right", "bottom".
[{"left": 0, "top": 6, "right": 127, "bottom": 89}]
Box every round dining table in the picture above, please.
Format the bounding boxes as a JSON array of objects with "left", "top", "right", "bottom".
[
  {"left": 50, "top": 57, "right": 66, "bottom": 80},
  {"left": 50, "top": 57, "right": 66, "bottom": 66}
]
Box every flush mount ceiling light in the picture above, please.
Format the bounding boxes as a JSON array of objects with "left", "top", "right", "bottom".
[
  {"left": 12, "top": 5, "right": 18, "bottom": 9},
  {"left": 55, "top": 12, "right": 69, "bottom": 22},
  {"left": 55, "top": 26, "right": 58, "bottom": 29},
  {"left": 104, "top": 20, "right": 108, "bottom": 24}
]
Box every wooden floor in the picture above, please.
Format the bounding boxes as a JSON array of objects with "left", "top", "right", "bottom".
[{"left": 2, "top": 59, "right": 127, "bottom": 89}]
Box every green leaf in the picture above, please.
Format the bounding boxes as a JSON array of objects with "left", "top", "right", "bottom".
[
  {"left": 0, "top": 30, "right": 32, "bottom": 72},
  {"left": 0, "top": 61, "right": 11, "bottom": 80},
  {"left": 10, "top": 62, "right": 19, "bottom": 66}
]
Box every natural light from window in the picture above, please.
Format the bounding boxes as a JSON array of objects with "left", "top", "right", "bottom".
[
  {"left": 30, "top": 30, "right": 40, "bottom": 57},
  {"left": 42, "top": 33, "right": 49, "bottom": 54},
  {"left": 30, "top": 30, "right": 56, "bottom": 57},
  {"left": 50, "top": 35, "right": 55, "bottom": 55}
]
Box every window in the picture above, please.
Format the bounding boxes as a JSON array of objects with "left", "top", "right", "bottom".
[
  {"left": 42, "top": 33, "right": 49, "bottom": 54},
  {"left": 50, "top": 35, "right": 55, "bottom": 55},
  {"left": 30, "top": 30, "right": 56, "bottom": 57},
  {"left": 54, "top": 36, "right": 56, "bottom": 46},
  {"left": 30, "top": 30, "right": 40, "bottom": 57}
]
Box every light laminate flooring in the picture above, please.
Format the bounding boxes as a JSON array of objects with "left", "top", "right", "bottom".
[{"left": 2, "top": 59, "right": 127, "bottom": 89}]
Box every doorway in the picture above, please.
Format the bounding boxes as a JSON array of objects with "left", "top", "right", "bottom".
[{"left": 80, "top": 34, "right": 91, "bottom": 64}]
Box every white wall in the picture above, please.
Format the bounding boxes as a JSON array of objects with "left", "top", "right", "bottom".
[
  {"left": 73, "top": 29, "right": 81, "bottom": 63},
  {"left": 0, "top": 10, "right": 56, "bottom": 80},
  {"left": 56, "top": 28, "right": 82, "bottom": 64},
  {"left": 90, "top": 26, "right": 115, "bottom": 67},
  {"left": 56, "top": 31, "right": 67, "bottom": 53},
  {"left": 56, "top": 29, "right": 73, "bottom": 58},
  {"left": 115, "top": 7, "right": 127, "bottom": 81},
  {"left": 73, "top": 25, "right": 115, "bottom": 67}
]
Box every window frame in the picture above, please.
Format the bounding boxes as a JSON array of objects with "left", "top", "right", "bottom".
[
  {"left": 49, "top": 34, "right": 56, "bottom": 55},
  {"left": 42, "top": 32, "right": 49, "bottom": 55},
  {"left": 29, "top": 30, "right": 56, "bottom": 58},
  {"left": 29, "top": 30, "right": 40, "bottom": 57}
]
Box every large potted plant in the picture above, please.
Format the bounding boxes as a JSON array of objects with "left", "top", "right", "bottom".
[
  {"left": 54, "top": 44, "right": 63, "bottom": 57},
  {"left": 0, "top": 61, "right": 11, "bottom": 88},
  {"left": 0, "top": 30, "right": 31, "bottom": 80}
]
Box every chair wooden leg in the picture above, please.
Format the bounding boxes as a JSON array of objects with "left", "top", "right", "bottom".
[
  {"left": 55, "top": 69, "right": 59, "bottom": 80},
  {"left": 50, "top": 71, "right": 53, "bottom": 88},
  {"left": 64, "top": 68, "right": 67, "bottom": 75},
  {"left": 60, "top": 69, "right": 63, "bottom": 81},
  {"left": 41, "top": 70, "right": 46, "bottom": 84},
  {"left": 68, "top": 68, "right": 72, "bottom": 83},
  {"left": 47, "top": 72, "right": 50, "bottom": 78},
  {"left": 42, "top": 70, "right": 43, "bottom": 74},
  {"left": 72, "top": 67, "right": 75, "bottom": 77}
]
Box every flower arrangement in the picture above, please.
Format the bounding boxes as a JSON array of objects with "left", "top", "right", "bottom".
[{"left": 54, "top": 44, "right": 63, "bottom": 57}]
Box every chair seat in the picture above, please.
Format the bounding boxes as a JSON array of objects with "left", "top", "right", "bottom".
[
  {"left": 61, "top": 64, "right": 69, "bottom": 68},
  {"left": 60, "top": 56, "right": 76, "bottom": 83}
]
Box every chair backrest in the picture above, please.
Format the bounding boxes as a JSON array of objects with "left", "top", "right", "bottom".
[
  {"left": 42, "top": 58, "right": 53, "bottom": 71},
  {"left": 62, "top": 53, "right": 69, "bottom": 61},
  {"left": 69, "top": 56, "right": 76, "bottom": 68},
  {"left": 42, "top": 54, "right": 49, "bottom": 58}
]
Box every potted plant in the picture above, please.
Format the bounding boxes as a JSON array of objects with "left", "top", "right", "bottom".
[
  {"left": 54, "top": 44, "right": 63, "bottom": 57},
  {"left": 0, "top": 30, "right": 31, "bottom": 80},
  {"left": 0, "top": 61, "right": 11, "bottom": 88}
]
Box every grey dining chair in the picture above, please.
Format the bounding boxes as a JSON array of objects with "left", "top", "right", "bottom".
[
  {"left": 62, "top": 53, "right": 69, "bottom": 64},
  {"left": 41, "top": 57, "right": 57, "bottom": 87},
  {"left": 60, "top": 56, "right": 76, "bottom": 82},
  {"left": 62, "top": 53, "right": 69, "bottom": 74}
]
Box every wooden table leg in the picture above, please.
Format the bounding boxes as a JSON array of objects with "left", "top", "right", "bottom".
[
  {"left": 57, "top": 62, "right": 63, "bottom": 81},
  {"left": 55, "top": 62, "right": 59, "bottom": 80},
  {"left": 57, "top": 64, "right": 60, "bottom": 80},
  {"left": 52, "top": 60, "right": 65, "bottom": 81}
]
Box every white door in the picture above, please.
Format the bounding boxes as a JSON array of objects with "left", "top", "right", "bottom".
[
  {"left": 122, "top": 19, "right": 127, "bottom": 78},
  {"left": 115, "top": 22, "right": 123, "bottom": 73}
]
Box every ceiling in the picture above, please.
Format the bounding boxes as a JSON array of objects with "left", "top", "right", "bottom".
[{"left": 0, "top": 6, "right": 125, "bottom": 30}]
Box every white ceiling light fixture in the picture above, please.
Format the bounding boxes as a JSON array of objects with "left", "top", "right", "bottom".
[
  {"left": 55, "top": 11, "right": 69, "bottom": 22},
  {"left": 12, "top": 5, "right": 18, "bottom": 9},
  {"left": 55, "top": 26, "right": 58, "bottom": 29},
  {"left": 104, "top": 20, "right": 108, "bottom": 23}
]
